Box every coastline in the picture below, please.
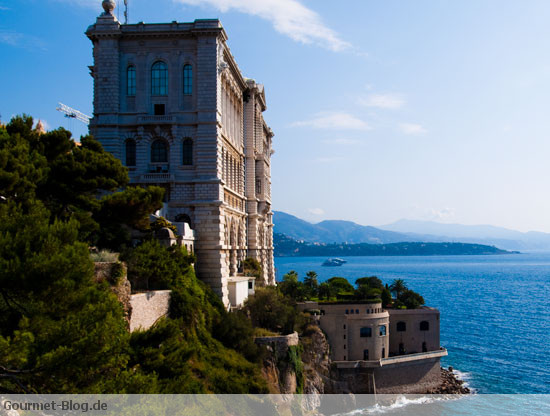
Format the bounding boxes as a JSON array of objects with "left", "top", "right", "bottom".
[{"left": 428, "top": 367, "right": 471, "bottom": 394}]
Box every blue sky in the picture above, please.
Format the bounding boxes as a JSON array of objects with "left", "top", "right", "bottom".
[{"left": 2, "top": 0, "right": 550, "bottom": 232}]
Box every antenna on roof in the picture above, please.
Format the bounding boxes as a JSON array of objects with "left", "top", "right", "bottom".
[{"left": 124, "top": 0, "right": 129, "bottom": 24}]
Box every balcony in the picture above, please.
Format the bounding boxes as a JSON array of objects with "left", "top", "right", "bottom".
[{"left": 140, "top": 172, "right": 174, "bottom": 182}]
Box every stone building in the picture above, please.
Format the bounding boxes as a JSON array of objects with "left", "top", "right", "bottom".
[
  {"left": 86, "top": 1, "right": 275, "bottom": 307},
  {"left": 298, "top": 301, "right": 447, "bottom": 393}
]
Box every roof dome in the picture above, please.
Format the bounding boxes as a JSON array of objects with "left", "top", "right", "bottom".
[{"left": 102, "top": 0, "right": 116, "bottom": 14}]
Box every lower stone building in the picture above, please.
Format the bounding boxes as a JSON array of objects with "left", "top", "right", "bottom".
[{"left": 298, "top": 301, "right": 448, "bottom": 393}]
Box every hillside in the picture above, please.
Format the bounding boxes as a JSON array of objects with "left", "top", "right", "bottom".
[
  {"left": 274, "top": 211, "right": 550, "bottom": 251},
  {"left": 273, "top": 211, "right": 438, "bottom": 244},
  {"left": 273, "top": 233, "right": 515, "bottom": 257}
]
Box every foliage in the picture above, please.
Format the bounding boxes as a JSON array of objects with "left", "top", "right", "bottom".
[
  {"left": 381, "top": 287, "right": 392, "bottom": 306},
  {"left": 327, "top": 277, "right": 355, "bottom": 296},
  {"left": 244, "top": 287, "right": 297, "bottom": 334},
  {"left": 0, "top": 201, "right": 131, "bottom": 393},
  {"left": 0, "top": 116, "right": 270, "bottom": 394},
  {"left": 389, "top": 279, "right": 407, "bottom": 299},
  {"left": 150, "top": 216, "right": 178, "bottom": 235},
  {"left": 355, "top": 276, "right": 383, "bottom": 290},
  {"left": 285, "top": 345, "right": 304, "bottom": 394},
  {"left": 90, "top": 249, "right": 119, "bottom": 262},
  {"left": 242, "top": 257, "right": 262, "bottom": 280},
  {"left": 212, "top": 310, "right": 264, "bottom": 363},
  {"left": 303, "top": 271, "right": 319, "bottom": 298},
  {"left": 399, "top": 289, "right": 425, "bottom": 309},
  {"left": 278, "top": 270, "right": 307, "bottom": 301},
  {"left": 1, "top": 115, "right": 163, "bottom": 251},
  {"left": 123, "top": 240, "right": 194, "bottom": 291}
]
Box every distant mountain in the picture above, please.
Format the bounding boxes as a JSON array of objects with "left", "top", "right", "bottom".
[
  {"left": 273, "top": 211, "right": 435, "bottom": 244},
  {"left": 273, "top": 211, "right": 550, "bottom": 251},
  {"left": 380, "top": 219, "right": 550, "bottom": 251},
  {"left": 273, "top": 233, "right": 514, "bottom": 257}
]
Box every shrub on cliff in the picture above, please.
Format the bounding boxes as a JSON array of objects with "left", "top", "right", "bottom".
[{"left": 244, "top": 287, "right": 298, "bottom": 334}]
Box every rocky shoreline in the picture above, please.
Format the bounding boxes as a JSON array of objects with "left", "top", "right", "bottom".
[{"left": 427, "top": 366, "right": 471, "bottom": 394}]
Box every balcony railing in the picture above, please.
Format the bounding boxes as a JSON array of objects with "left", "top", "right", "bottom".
[
  {"left": 138, "top": 115, "right": 174, "bottom": 123},
  {"left": 140, "top": 173, "right": 174, "bottom": 182}
]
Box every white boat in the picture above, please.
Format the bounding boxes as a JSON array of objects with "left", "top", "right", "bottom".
[{"left": 322, "top": 258, "right": 347, "bottom": 267}]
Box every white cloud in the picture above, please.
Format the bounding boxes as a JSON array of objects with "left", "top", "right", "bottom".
[
  {"left": 175, "top": 0, "right": 351, "bottom": 52},
  {"left": 0, "top": 31, "right": 47, "bottom": 50},
  {"left": 322, "top": 138, "right": 360, "bottom": 145},
  {"left": 400, "top": 123, "right": 427, "bottom": 135},
  {"left": 292, "top": 111, "right": 371, "bottom": 131},
  {"left": 308, "top": 208, "right": 325, "bottom": 216},
  {"left": 358, "top": 93, "right": 405, "bottom": 109},
  {"left": 429, "top": 207, "right": 455, "bottom": 221}
]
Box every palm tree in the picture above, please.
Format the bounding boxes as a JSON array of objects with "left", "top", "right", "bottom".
[{"left": 389, "top": 279, "right": 407, "bottom": 299}]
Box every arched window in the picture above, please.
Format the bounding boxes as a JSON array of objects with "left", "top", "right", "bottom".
[
  {"left": 396, "top": 321, "right": 406, "bottom": 332},
  {"left": 422, "top": 342, "right": 428, "bottom": 352},
  {"left": 363, "top": 349, "right": 369, "bottom": 360},
  {"left": 182, "top": 138, "right": 193, "bottom": 165},
  {"left": 151, "top": 139, "right": 168, "bottom": 163},
  {"left": 175, "top": 214, "right": 192, "bottom": 227},
  {"left": 420, "top": 321, "right": 430, "bottom": 331},
  {"left": 183, "top": 64, "right": 193, "bottom": 95},
  {"left": 379, "top": 325, "right": 387, "bottom": 336},
  {"left": 151, "top": 61, "right": 168, "bottom": 96},
  {"left": 125, "top": 139, "right": 136, "bottom": 166},
  {"left": 127, "top": 65, "right": 136, "bottom": 96}
]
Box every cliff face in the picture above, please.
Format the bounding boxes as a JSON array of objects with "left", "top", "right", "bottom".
[
  {"left": 257, "top": 332, "right": 301, "bottom": 394},
  {"left": 300, "top": 325, "right": 331, "bottom": 394}
]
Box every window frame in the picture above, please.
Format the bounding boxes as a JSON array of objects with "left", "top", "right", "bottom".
[
  {"left": 182, "top": 138, "right": 193, "bottom": 165},
  {"left": 360, "top": 327, "right": 372, "bottom": 338},
  {"left": 127, "top": 65, "right": 136, "bottom": 96},
  {"left": 151, "top": 139, "right": 168, "bottom": 163},
  {"left": 183, "top": 64, "right": 193, "bottom": 95},
  {"left": 151, "top": 61, "right": 168, "bottom": 96},
  {"left": 125, "top": 139, "right": 136, "bottom": 166}
]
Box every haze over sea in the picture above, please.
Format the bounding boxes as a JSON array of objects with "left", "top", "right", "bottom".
[{"left": 275, "top": 253, "right": 550, "bottom": 394}]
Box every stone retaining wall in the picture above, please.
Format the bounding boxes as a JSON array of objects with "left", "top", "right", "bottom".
[{"left": 129, "top": 290, "right": 171, "bottom": 332}]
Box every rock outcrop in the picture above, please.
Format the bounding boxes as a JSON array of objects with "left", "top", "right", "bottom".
[
  {"left": 300, "top": 325, "right": 331, "bottom": 394},
  {"left": 427, "top": 367, "right": 471, "bottom": 394}
]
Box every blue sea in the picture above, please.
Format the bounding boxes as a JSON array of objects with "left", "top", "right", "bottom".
[{"left": 275, "top": 253, "right": 550, "bottom": 394}]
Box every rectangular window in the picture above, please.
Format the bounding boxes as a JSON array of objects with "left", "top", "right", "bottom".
[
  {"left": 127, "top": 66, "right": 136, "bottom": 96},
  {"left": 183, "top": 65, "right": 193, "bottom": 95},
  {"left": 154, "top": 104, "right": 165, "bottom": 115},
  {"left": 379, "top": 325, "right": 387, "bottom": 336},
  {"left": 360, "top": 327, "right": 372, "bottom": 338}
]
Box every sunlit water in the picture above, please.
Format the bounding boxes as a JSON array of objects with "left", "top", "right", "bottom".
[{"left": 275, "top": 253, "right": 550, "bottom": 394}]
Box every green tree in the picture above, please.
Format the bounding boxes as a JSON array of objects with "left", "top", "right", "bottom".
[
  {"left": 0, "top": 201, "right": 130, "bottom": 393},
  {"left": 327, "top": 277, "right": 354, "bottom": 297},
  {"left": 278, "top": 270, "right": 306, "bottom": 300},
  {"left": 303, "top": 271, "right": 319, "bottom": 299},
  {"left": 381, "top": 287, "right": 392, "bottom": 306},
  {"left": 399, "top": 289, "right": 425, "bottom": 309},
  {"left": 355, "top": 276, "right": 383, "bottom": 290},
  {"left": 242, "top": 258, "right": 262, "bottom": 280},
  {"left": 389, "top": 279, "right": 407, "bottom": 299},
  {"left": 244, "top": 287, "right": 296, "bottom": 334},
  {"left": 318, "top": 282, "right": 335, "bottom": 300}
]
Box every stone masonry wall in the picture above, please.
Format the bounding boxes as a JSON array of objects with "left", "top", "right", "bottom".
[{"left": 129, "top": 290, "right": 171, "bottom": 332}]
